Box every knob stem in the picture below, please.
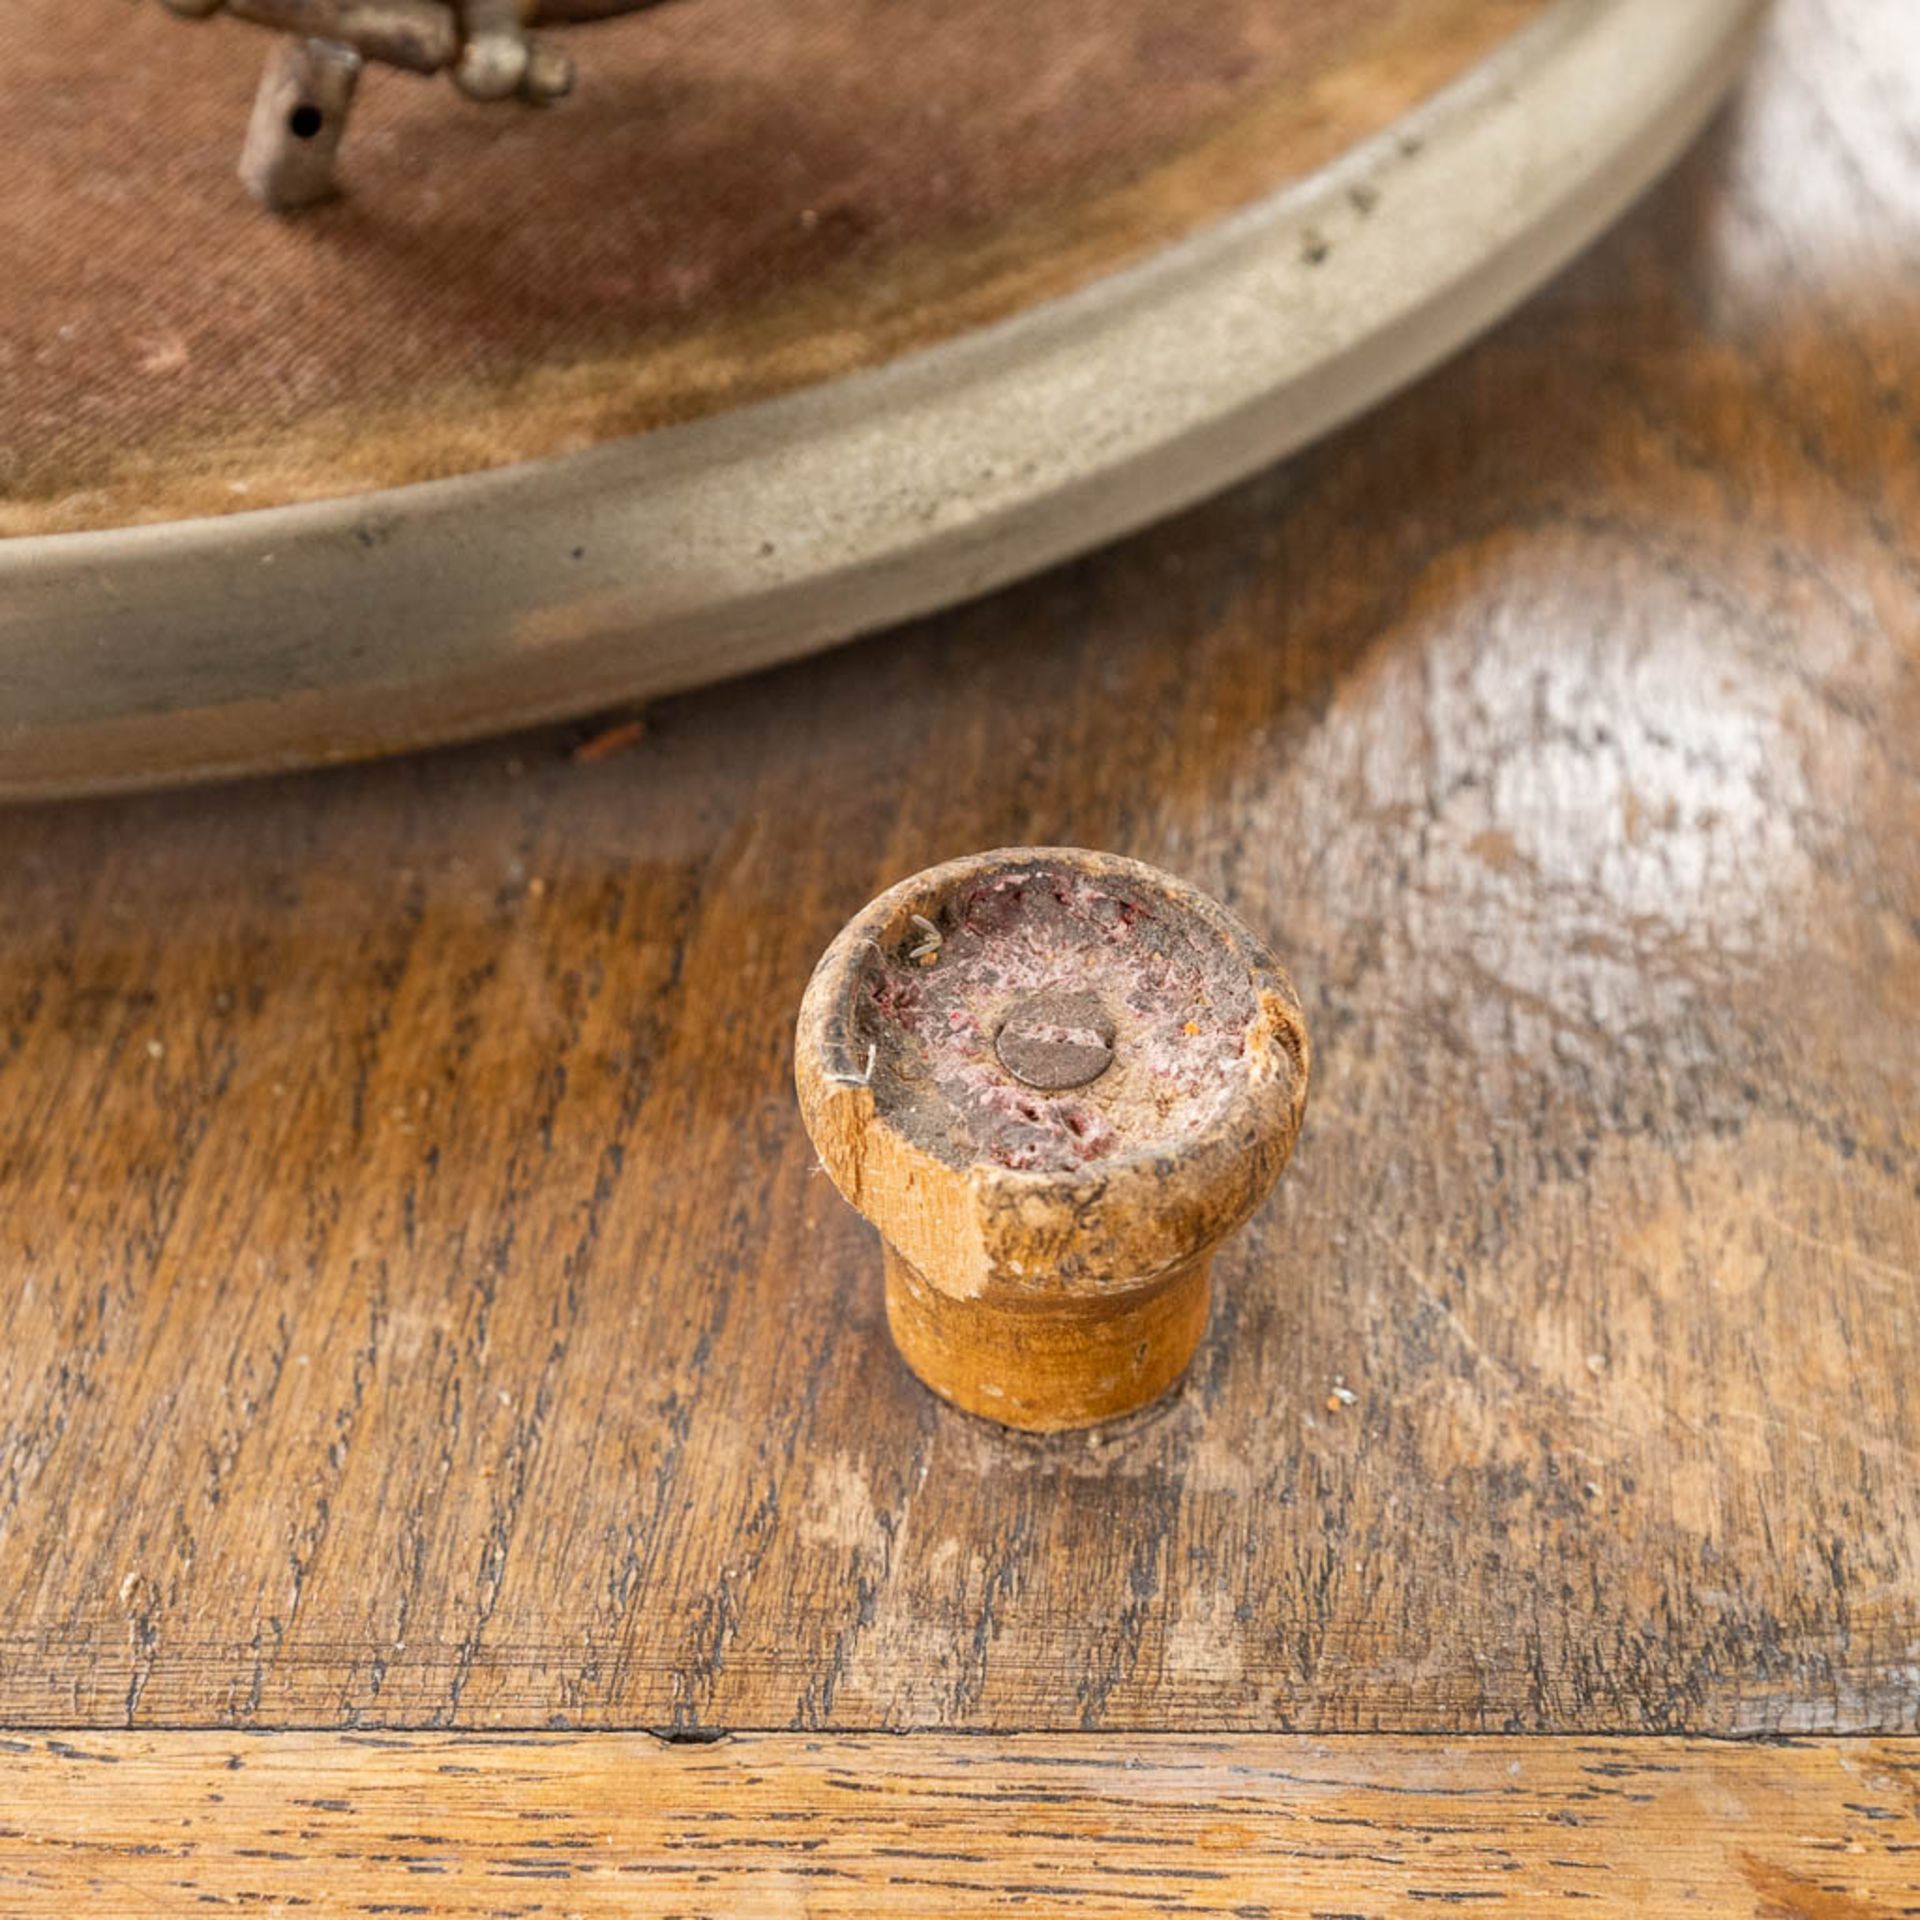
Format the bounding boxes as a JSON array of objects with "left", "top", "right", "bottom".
[{"left": 884, "top": 1245, "right": 1213, "bottom": 1431}]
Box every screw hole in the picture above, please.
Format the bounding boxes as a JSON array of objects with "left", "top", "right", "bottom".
[{"left": 287, "top": 104, "right": 324, "bottom": 140}]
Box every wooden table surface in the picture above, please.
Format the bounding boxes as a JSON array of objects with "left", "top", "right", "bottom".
[{"left": 2, "top": 0, "right": 1916, "bottom": 1910}]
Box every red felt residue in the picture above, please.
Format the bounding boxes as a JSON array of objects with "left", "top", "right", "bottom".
[{"left": 857, "top": 868, "right": 1252, "bottom": 1173}]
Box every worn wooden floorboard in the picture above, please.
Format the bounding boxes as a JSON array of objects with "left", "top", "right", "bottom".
[
  {"left": 0, "top": 0, "right": 1916, "bottom": 1738},
  {"left": 2, "top": 1732, "right": 1918, "bottom": 1917}
]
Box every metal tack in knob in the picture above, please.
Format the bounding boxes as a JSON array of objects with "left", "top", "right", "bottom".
[
  {"left": 795, "top": 847, "right": 1311, "bottom": 1432},
  {"left": 994, "top": 986, "right": 1116, "bottom": 1092}
]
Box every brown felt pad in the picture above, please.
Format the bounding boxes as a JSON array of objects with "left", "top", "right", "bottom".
[{"left": 1, "top": 0, "right": 1542, "bottom": 533}]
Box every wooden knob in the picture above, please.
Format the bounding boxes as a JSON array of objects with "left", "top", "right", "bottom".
[{"left": 795, "top": 848, "right": 1310, "bottom": 1430}]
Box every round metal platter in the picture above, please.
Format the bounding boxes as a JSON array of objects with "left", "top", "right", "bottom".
[{"left": 0, "top": 0, "right": 1762, "bottom": 795}]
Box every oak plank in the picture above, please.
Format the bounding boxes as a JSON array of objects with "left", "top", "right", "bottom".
[
  {"left": 0, "top": 0, "right": 1916, "bottom": 1733},
  {"left": 2, "top": 1732, "right": 1917, "bottom": 1916}
]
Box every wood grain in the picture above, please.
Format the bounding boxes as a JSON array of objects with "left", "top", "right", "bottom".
[
  {"left": 1, "top": 1732, "right": 1916, "bottom": 1916},
  {"left": 0, "top": 0, "right": 1916, "bottom": 1736}
]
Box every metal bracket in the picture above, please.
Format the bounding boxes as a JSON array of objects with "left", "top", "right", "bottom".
[
  {"left": 160, "top": 0, "right": 579, "bottom": 211},
  {"left": 240, "top": 37, "right": 363, "bottom": 211}
]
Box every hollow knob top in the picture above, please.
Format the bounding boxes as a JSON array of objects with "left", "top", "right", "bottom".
[{"left": 795, "top": 848, "right": 1310, "bottom": 1426}]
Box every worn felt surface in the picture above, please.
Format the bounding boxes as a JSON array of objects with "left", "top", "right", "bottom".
[{"left": 2, "top": 0, "right": 1539, "bottom": 531}]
